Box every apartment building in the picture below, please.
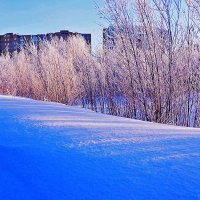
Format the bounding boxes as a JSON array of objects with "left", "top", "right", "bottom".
[
  {"left": 0, "top": 30, "right": 91, "bottom": 54},
  {"left": 103, "top": 25, "right": 169, "bottom": 50}
]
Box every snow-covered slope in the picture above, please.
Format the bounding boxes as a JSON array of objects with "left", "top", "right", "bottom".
[{"left": 0, "top": 95, "right": 200, "bottom": 200}]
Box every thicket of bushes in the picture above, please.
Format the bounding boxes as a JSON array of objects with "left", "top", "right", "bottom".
[{"left": 1, "top": 0, "right": 200, "bottom": 127}]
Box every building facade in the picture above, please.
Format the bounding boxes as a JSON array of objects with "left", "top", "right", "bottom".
[
  {"left": 103, "top": 26, "right": 117, "bottom": 49},
  {"left": 103, "top": 25, "right": 169, "bottom": 50},
  {"left": 0, "top": 30, "right": 91, "bottom": 54}
]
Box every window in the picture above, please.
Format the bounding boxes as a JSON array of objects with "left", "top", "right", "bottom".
[
  {"left": 20, "top": 36, "right": 24, "bottom": 45},
  {"left": 20, "top": 36, "right": 24, "bottom": 42},
  {"left": 13, "top": 41, "right": 17, "bottom": 49},
  {"left": 41, "top": 34, "right": 47, "bottom": 41},
  {"left": 32, "top": 35, "right": 38, "bottom": 46}
]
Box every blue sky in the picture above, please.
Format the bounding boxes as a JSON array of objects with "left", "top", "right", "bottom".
[{"left": 0, "top": 0, "right": 104, "bottom": 49}]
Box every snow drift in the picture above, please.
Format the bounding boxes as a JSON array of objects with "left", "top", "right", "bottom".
[{"left": 0, "top": 95, "right": 200, "bottom": 200}]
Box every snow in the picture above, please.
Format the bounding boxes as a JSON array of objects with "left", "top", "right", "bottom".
[{"left": 0, "top": 95, "right": 200, "bottom": 200}]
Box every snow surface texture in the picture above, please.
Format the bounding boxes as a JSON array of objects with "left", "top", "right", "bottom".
[{"left": 0, "top": 95, "right": 200, "bottom": 200}]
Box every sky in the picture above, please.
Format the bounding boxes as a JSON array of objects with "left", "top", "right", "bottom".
[{"left": 0, "top": 0, "right": 105, "bottom": 50}]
